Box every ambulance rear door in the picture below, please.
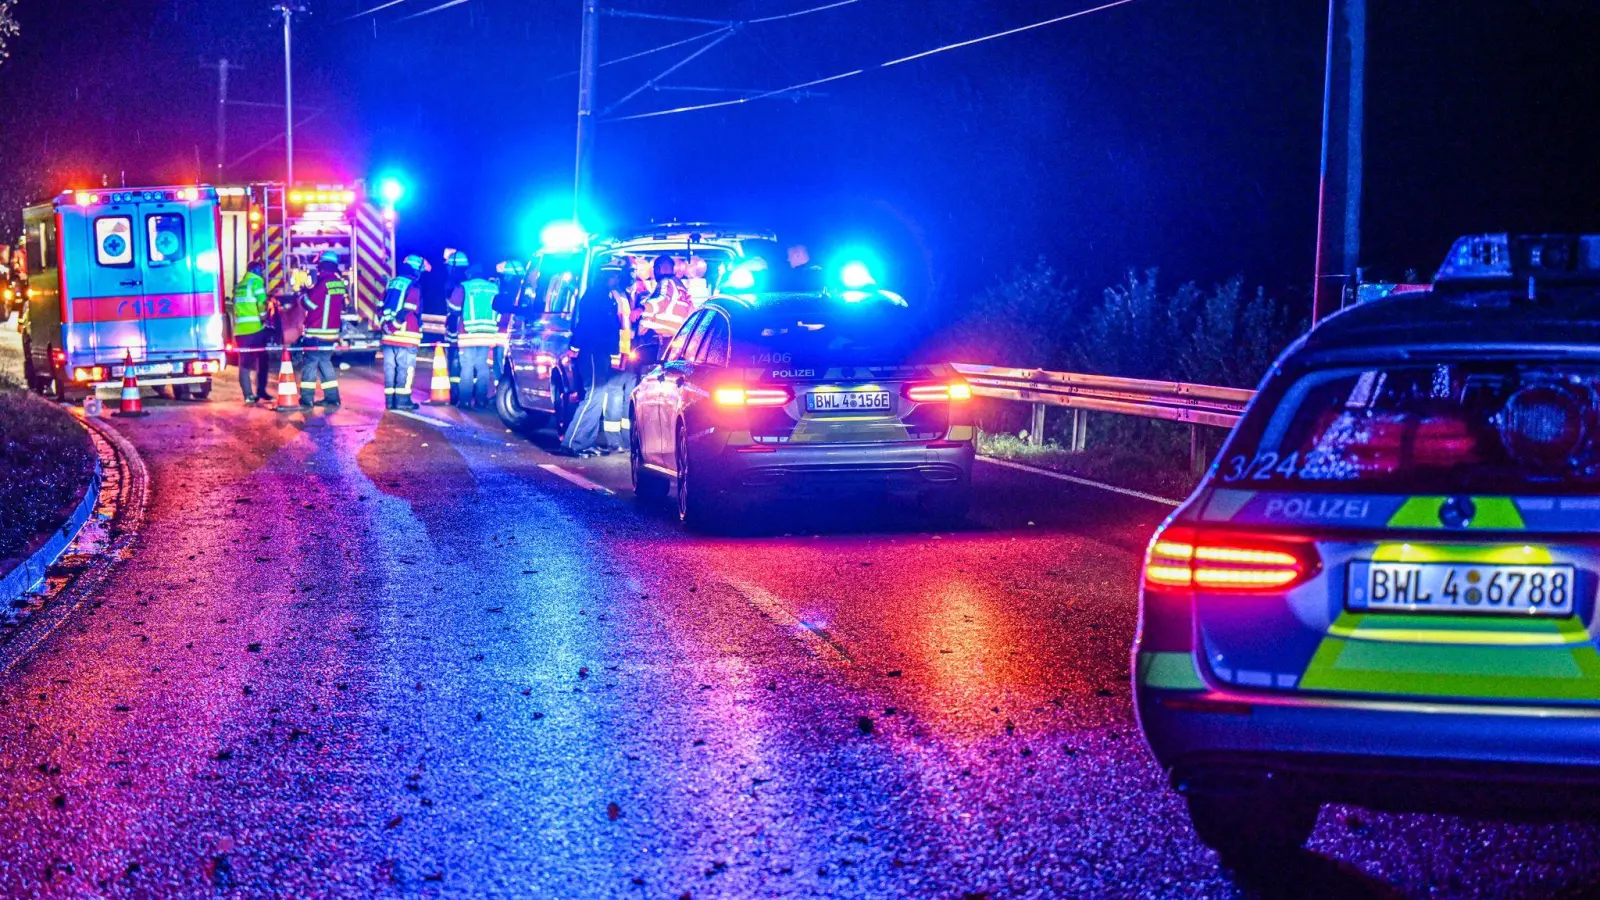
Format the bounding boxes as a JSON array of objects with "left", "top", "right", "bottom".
[{"left": 137, "top": 197, "right": 222, "bottom": 366}]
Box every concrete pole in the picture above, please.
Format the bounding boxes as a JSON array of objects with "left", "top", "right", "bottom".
[
  {"left": 1312, "top": 0, "right": 1365, "bottom": 322},
  {"left": 278, "top": 4, "right": 296, "bottom": 188},
  {"left": 574, "top": 0, "right": 600, "bottom": 221},
  {"left": 216, "top": 59, "right": 230, "bottom": 180}
]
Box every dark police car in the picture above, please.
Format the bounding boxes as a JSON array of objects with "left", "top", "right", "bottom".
[
  {"left": 1134, "top": 233, "right": 1600, "bottom": 868},
  {"left": 628, "top": 287, "right": 975, "bottom": 529}
]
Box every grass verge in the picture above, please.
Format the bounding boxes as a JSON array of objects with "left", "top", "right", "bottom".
[
  {"left": 0, "top": 375, "right": 96, "bottom": 563},
  {"left": 977, "top": 429, "right": 1196, "bottom": 501}
]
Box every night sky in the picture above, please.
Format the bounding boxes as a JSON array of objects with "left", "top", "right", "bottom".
[{"left": 2, "top": 1, "right": 1599, "bottom": 309}]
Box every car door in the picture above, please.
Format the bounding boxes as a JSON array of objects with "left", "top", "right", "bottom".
[
  {"left": 643, "top": 310, "right": 708, "bottom": 469},
  {"left": 679, "top": 310, "right": 730, "bottom": 434}
]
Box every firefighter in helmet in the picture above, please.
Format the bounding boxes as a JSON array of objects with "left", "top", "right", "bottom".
[
  {"left": 381, "top": 254, "right": 427, "bottom": 410},
  {"left": 297, "top": 251, "right": 347, "bottom": 408},
  {"left": 448, "top": 264, "right": 500, "bottom": 410}
]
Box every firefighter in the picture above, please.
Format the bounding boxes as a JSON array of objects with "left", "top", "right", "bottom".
[
  {"left": 442, "top": 249, "right": 469, "bottom": 402},
  {"left": 449, "top": 264, "right": 500, "bottom": 410},
  {"left": 490, "top": 260, "right": 527, "bottom": 377},
  {"left": 230, "top": 260, "right": 270, "bottom": 404},
  {"left": 381, "top": 254, "right": 427, "bottom": 411},
  {"left": 297, "top": 251, "right": 346, "bottom": 408},
  {"left": 559, "top": 261, "right": 629, "bottom": 456}
]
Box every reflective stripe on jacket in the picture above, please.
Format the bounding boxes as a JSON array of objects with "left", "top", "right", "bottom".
[
  {"left": 380, "top": 275, "right": 423, "bottom": 347},
  {"left": 231, "top": 272, "right": 267, "bottom": 336},
  {"left": 302, "top": 278, "right": 347, "bottom": 342},
  {"left": 456, "top": 278, "right": 501, "bottom": 347},
  {"left": 640, "top": 278, "right": 693, "bottom": 338}
]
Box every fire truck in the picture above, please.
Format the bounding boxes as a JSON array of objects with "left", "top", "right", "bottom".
[
  {"left": 217, "top": 181, "right": 395, "bottom": 351},
  {"left": 20, "top": 186, "right": 227, "bottom": 401}
]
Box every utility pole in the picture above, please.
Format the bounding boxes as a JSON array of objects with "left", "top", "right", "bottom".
[
  {"left": 273, "top": 3, "right": 304, "bottom": 188},
  {"left": 574, "top": 0, "right": 599, "bottom": 221},
  {"left": 203, "top": 59, "right": 237, "bottom": 180},
  {"left": 1312, "top": 0, "right": 1365, "bottom": 322}
]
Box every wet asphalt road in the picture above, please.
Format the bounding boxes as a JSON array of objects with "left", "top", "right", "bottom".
[{"left": 4, "top": 346, "right": 1600, "bottom": 898}]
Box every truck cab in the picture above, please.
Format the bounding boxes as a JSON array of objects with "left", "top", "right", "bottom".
[
  {"left": 497, "top": 223, "right": 780, "bottom": 433},
  {"left": 21, "top": 186, "right": 226, "bottom": 401}
]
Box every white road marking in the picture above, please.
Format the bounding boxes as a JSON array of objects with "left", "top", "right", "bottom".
[
  {"left": 978, "top": 455, "right": 1181, "bottom": 507},
  {"left": 725, "top": 576, "right": 851, "bottom": 663},
  {"left": 393, "top": 409, "right": 452, "bottom": 428},
  {"left": 538, "top": 464, "right": 614, "bottom": 494}
]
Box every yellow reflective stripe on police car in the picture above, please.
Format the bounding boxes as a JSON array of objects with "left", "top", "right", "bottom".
[{"left": 1137, "top": 651, "right": 1206, "bottom": 690}]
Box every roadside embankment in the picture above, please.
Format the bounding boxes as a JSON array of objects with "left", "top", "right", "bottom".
[{"left": 0, "top": 378, "right": 97, "bottom": 578}]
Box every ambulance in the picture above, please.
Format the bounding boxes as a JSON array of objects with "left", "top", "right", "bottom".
[
  {"left": 19, "top": 186, "right": 226, "bottom": 401},
  {"left": 216, "top": 182, "right": 395, "bottom": 352}
]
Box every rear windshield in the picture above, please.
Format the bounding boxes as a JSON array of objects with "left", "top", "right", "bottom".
[
  {"left": 736, "top": 302, "right": 926, "bottom": 367},
  {"left": 1222, "top": 360, "right": 1600, "bottom": 493}
]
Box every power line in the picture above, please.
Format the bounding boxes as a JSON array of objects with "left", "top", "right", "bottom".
[
  {"left": 342, "top": 0, "right": 411, "bottom": 21},
  {"left": 547, "top": 25, "right": 728, "bottom": 82},
  {"left": 748, "top": 0, "right": 860, "bottom": 25},
  {"left": 608, "top": 0, "right": 1138, "bottom": 122},
  {"left": 397, "top": 0, "right": 474, "bottom": 21}
]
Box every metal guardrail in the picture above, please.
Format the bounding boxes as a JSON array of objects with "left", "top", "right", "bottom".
[{"left": 950, "top": 363, "right": 1257, "bottom": 474}]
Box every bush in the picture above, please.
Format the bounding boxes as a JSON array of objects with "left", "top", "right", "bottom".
[{"left": 0, "top": 377, "right": 96, "bottom": 562}]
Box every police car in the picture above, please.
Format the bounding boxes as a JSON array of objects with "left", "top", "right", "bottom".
[
  {"left": 628, "top": 281, "right": 974, "bottom": 529},
  {"left": 1135, "top": 233, "right": 1600, "bottom": 866}
]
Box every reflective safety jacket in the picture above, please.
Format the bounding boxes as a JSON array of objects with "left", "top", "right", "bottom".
[
  {"left": 231, "top": 272, "right": 267, "bottom": 337},
  {"left": 300, "top": 275, "right": 347, "bottom": 343},
  {"left": 451, "top": 278, "right": 501, "bottom": 347},
  {"left": 380, "top": 274, "right": 423, "bottom": 348},
  {"left": 640, "top": 277, "right": 693, "bottom": 338}
]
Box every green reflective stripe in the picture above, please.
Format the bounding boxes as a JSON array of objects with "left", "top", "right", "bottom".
[
  {"left": 1387, "top": 496, "right": 1526, "bottom": 530},
  {"left": 1137, "top": 651, "right": 1206, "bottom": 690}
]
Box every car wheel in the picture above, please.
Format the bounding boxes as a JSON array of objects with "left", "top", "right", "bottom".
[
  {"left": 631, "top": 417, "right": 668, "bottom": 504},
  {"left": 1185, "top": 791, "right": 1319, "bottom": 869},
  {"left": 676, "top": 423, "right": 728, "bottom": 531},
  {"left": 192, "top": 380, "right": 212, "bottom": 401},
  {"left": 172, "top": 383, "right": 193, "bottom": 401},
  {"left": 496, "top": 366, "right": 549, "bottom": 436}
]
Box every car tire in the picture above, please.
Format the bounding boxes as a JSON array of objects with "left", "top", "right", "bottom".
[
  {"left": 631, "top": 413, "right": 669, "bottom": 504},
  {"left": 497, "top": 366, "right": 549, "bottom": 436},
  {"left": 676, "top": 423, "right": 729, "bottom": 531},
  {"left": 1185, "top": 791, "right": 1319, "bottom": 869},
  {"left": 172, "top": 383, "right": 193, "bottom": 401},
  {"left": 192, "top": 380, "right": 212, "bottom": 401}
]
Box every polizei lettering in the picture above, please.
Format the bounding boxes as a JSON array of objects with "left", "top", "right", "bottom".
[{"left": 1261, "top": 496, "right": 1371, "bottom": 521}]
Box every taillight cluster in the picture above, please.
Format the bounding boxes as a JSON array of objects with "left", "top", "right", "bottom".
[
  {"left": 713, "top": 386, "right": 792, "bottom": 407},
  {"left": 903, "top": 381, "right": 972, "bottom": 403},
  {"left": 1143, "top": 524, "right": 1319, "bottom": 592},
  {"left": 71, "top": 366, "right": 107, "bottom": 383},
  {"left": 187, "top": 360, "right": 220, "bottom": 376}
]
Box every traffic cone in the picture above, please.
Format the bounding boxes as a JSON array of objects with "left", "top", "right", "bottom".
[
  {"left": 274, "top": 348, "right": 299, "bottom": 412},
  {"left": 112, "top": 351, "right": 147, "bottom": 417},
  {"left": 427, "top": 343, "right": 451, "bottom": 405}
]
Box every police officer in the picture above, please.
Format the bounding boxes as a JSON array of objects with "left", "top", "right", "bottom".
[
  {"left": 559, "top": 261, "right": 629, "bottom": 456},
  {"left": 297, "top": 251, "right": 346, "bottom": 408},
  {"left": 381, "top": 254, "right": 427, "bottom": 411},
  {"left": 230, "top": 260, "right": 270, "bottom": 404},
  {"left": 449, "top": 264, "right": 500, "bottom": 410}
]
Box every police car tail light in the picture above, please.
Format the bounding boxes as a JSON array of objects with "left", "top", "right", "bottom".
[
  {"left": 904, "top": 381, "right": 972, "bottom": 403},
  {"left": 715, "top": 386, "right": 792, "bottom": 407},
  {"left": 1143, "top": 525, "right": 1317, "bottom": 593}
]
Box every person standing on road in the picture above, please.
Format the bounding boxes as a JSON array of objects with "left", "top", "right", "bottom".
[
  {"left": 229, "top": 261, "right": 270, "bottom": 404},
  {"left": 449, "top": 264, "right": 500, "bottom": 410},
  {"left": 442, "top": 249, "right": 469, "bottom": 403},
  {"left": 381, "top": 255, "right": 427, "bottom": 411},
  {"left": 297, "top": 252, "right": 347, "bottom": 409},
  {"left": 559, "top": 262, "right": 629, "bottom": 456}
]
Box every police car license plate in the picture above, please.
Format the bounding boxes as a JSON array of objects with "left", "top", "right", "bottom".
[
  {"left": 1347, "top": 562, "right": 1576, "bottom": 617},
  {"left": 806, "top": 390, "right": 891, "bottom": 412}
]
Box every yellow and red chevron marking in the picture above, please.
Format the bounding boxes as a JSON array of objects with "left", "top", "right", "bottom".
[
  {"left": 350, "top": 204, "right": 391, "bottom": 323},
  {"left": 265, "top": 224, "right": 286, "bottom": 295}
]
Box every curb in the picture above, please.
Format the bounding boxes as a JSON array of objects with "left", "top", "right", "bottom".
[{"left": 0, "top": 433, "right": 103, "bottom": 605}]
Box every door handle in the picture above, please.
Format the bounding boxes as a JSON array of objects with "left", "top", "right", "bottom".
[{"left": 119, "top": 279, "right": 143, "bottom": 287}]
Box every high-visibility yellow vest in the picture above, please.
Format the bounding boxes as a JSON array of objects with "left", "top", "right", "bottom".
[
  {"left": 457, "top": 278, "right": 501, "bottom": 347},
  {"left": 232, "top": 272, "right": 267, "bottom": 336}
]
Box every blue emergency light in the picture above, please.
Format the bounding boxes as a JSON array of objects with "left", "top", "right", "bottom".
[{"left": 1436, "top": 233, "right": 1600, "bottom": 285}]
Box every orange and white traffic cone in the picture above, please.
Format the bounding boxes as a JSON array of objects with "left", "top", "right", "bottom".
[
  {"left": 112, "top": 351, "right": 147, "bottom": 417},
  {"left": 427, "top": 343, "right": 451, "bottom": 405},
  {"left": 274, "top": 347, "right": 299, "bottom": 412}
]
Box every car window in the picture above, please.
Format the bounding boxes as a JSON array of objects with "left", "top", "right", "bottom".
[
  {"left": 1222, "top": 359, "right": 1600, "bottom": 494},
  {"left": 146, "top": 214, "right": 185, "bottom": 265},
  {"left": 682, "top": 311, "right": 718, "bottom": 362},
  {"left": 665, "top": 310, "right": 704, "bottom": 362},
  {"left": 697, "top": 313, "right": 730, "bottom": 366},
  {"left": 95, "top": 217, "right": 134, "bottom": 267}
]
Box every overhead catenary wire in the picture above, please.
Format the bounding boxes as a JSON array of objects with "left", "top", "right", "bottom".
[
  {"left": 397, "top": 0, "right": 474, "bottom": 21},
  {"left": 342, "top": 0, "right": 411, "bottom": 21},
  {"left": 607, "top": 0, "right": 1138, "bottom": 122}
]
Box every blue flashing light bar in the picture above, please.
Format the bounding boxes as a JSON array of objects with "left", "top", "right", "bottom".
[{"left": 1436, "top": 233, "right": 1600, "bottom": 284}]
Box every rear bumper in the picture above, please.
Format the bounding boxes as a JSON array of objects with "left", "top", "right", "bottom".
[
  {"left": 1137, "top": 677, "right": 1600, "bottom": 813},
  {"left": 695, "top": 437, "right": 974, "bottom": 495}
]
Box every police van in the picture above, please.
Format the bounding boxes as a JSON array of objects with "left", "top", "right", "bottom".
[{"left": 20, "top": 186, "right": 227, "bottom": 401}]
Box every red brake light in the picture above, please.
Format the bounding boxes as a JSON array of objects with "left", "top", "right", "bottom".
[
  {"left": 1143, "top": 524, "right": 1318, "bottom": 593},
  {"left": 71, "top": 366, "right": 106, "bottom": 383},
  {"left": 904, "top": 381, "right": 972, "bottom": 403},
  {"left": 187, "top": 360, "right": 220, "bottom": 376},
  {"left": 714, "top": 386, "right": 792, "bottom": 407}
]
